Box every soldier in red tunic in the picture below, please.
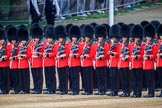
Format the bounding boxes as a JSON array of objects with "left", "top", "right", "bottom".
[
  {"left": 30, "top": 24, "right": 44, "bottom": 94},
  {"left": 118, "top": 24, "right": 131, "bottom": 97},
  {"left": 80, "top": 24, "right": 95, "bottom": 95},
  {"left": 68, "top": 25, "right": 83, "bottom": 95},
  {"left": 143, "top": 24, "right": 158, "bottom": 98},
  {"left": 17, "top": 25, "right": 32, "bottom": 94},
  {"left": 107, "top": 24, "right": 120, "bottom": 96},
  {"left": 156, "top": 24, "right": 162, "bottom": 97},
  {"left": 94, "top": 25, "right": 109, "bottom": 95},
  {"left": 7, "top": 25, "right": 20, "bottom": 94},
  {"left": 55, "top": 25, "right": 70, "bottom": 95},
  {"left": 43, "top": 25, "right": 57, "bottom": 94},
  {"left": 0, "top": 27, "right": 11, "bottom": 94},
  {"left": 130, "top": 25, "right": 144, "bottom": 98}
]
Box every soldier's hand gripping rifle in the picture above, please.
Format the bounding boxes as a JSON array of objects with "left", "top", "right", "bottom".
[
  {"left": 96, "top": 38, "right": 106, "bottom": 59},
  {"left": 44, "top": 39, "right": 57, "bottom": 54},
  {"left": 109, "top": 39, "right": 119, "bottom": 57},
  {"left": 34, "top": 38, "right": 44, "bottom": 52},
  {"left": 121, "top": 40, "right": 129, "bottom": 60},
  {"left": 18, "top": 39, "right": 31, "bottom": 59},
  {"left": 143, "top": 40, "right": 153, "bottom": 60},
  {"left": 132, "top": 41, "right": 141, "bottom": 58},
  {"left": 57, "top": 37, "right": 67, "bottom": 58},
  {"left": 10, "top": 41, "right": 20, "bottom": 59},
  {"left": 81, "top": 39, "right": 94, "bottom": 58},
  {"left": 0, "top": 41, "right": 7, "bottom": 60},
  {"left": 70, "top": 37, "right": 82, "bottom": 55}
]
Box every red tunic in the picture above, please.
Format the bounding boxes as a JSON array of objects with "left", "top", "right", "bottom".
[
  {"left": 0, "top": 42, "right": 11, "bottom": 68},
  {"left": 30, "top": 40, "right": 43, "bottom": 68},
  {"left": 142, "top": 42, "right": 158, "bottom": 70},
  {"left": 109, "top": 42, "right": 120, "bottom": 68},
  {"left": 56, "top": 42, "right": 70, "bottom": 68},
  {"left": 94, "top": 42, "right": 109, "bottom": 67},
  {"left": 81, "top": 42, "right": 95, "bottom": 67},
  {"left": 43, "top": 42, "right": 57, "bottom": 67},
  {"left": 18, "top": 42, "right": 32, "bottom": 69},
  {"left": 68, "top": 42, "right": 83, "bottom": 67}
]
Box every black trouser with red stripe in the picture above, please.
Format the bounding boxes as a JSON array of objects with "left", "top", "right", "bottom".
[
  {"left": 82, "top": 66, "right": 93, "bottom": 94},
  {"left": 96, "top": 67, "right": 107, "bottom": 93},
  {"left": 157, "top": 67, "right": 162, "bottom": 93},
  {"left": 145, "top": 70, "right": 155, "bottom": 95},
  {"left": 109, "top": 67, "right": 119, "bottom": 93},
  {"left": 119, "top": 68, "right": 130, "bottom": 94},
  {"left": 57, "top": 67, "right": 69, "bottom": 93},
  {"left": 131, "top": 68, "right": 142, "bottom": 96},
  {"left": 31, "top": 68, "right": 43, "bottom": 92},
  {"left": 0, "top": 67, "right": 10, "bottom": 93},
  {"left": 10, "top": 69, "right": 20, "bottom": 92},
  {"left": 45, "top": 66, "right": 56, "bottom": 93},
  {"left": 19, "top": 69, "right": 30, "bottom": 93},
  {"left": 69, "top": 66, "right": 80, "bottom": 94}
]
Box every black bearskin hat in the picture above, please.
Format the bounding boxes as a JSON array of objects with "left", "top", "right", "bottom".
[
  {"left": 69, "top": 25, "right": 81, "bottom": 39},
  {"left": 30, "top": 24, "right": 43, "bottom": 39},
  {"left": 151, "top": 20, "right": 160, "bottom": 33},
  {"left": 55, "top": 25, "right": 66, "bottom": 39},
  {"left": 95, "top": 25, "right": 107, "bottom": 38},
  {"left": 7, "top": 25, "right": 17, "bottom": 42},
  {"left": 0, "top": 28, "right": 6, "bottom": 40},
  {"left": 17, "top": 25, "right": 29, "bottom": 41},
  {"left": 44, "top": 25, "right": 55, "bottom": 39},
  {"left": 90, "top": 22, "right": 98, "bottom": 28},
  {"left": 118, "top": 22, "right": 125, "bottom": 27},
  {"left": 80, "top": 24, "right": 85, "bottom": 31},
  {"left": 82, "top": 24, "right": 94, "bottom": 39},
  {"left": 130, "top": 24, "right": 143, "bottom": 39},
  {"left": 140, "top": 20, "right": 150, "bottom": 28},
  {"left": 109, "top": 24, "right": 120, "bottom": 38},
  {"left": 120, "top": 24, "right": 130, "bottom": 38},
  {"left": 144, "top": 24, "right": 156, "bottom": 38},
  {"left": 102, "top": 23, "right": 110, "bottom": 36},
  {"left": 65, "top": 23, "right": 73, "bottom": 37},
  {"left": 157, "top": 24, "right": 162, "bottom": 39}
]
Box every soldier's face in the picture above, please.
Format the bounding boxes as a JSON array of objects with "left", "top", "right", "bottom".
[
  {"left": 58, "top": 38, "right": 63, "bottom": 42},
  {"left": 11, "top": 40, "right": 16, "bottom": 44},
  {"left": 160, "top": 36, "right": 162, "bottom": 40},
  {"left": 72, "top": 37, "right": 77, "bottom": 42},
  {"left": 146, "top": 37, "right": 152, "bottom": 42},
  {"left": 47, "top": 38, "right": 53, "bottom": 43},
  {"left": 0, "top": 39, "right": 5, "bottom": 45},
  {"left": 98, "top": 37, "right": 103, "bottom": 42},
  {"left": 112, "top": 38, "right": 117, "bottom": 42},
  {"left": 122, "top": 37, "right": 127, "bottom": 42},
  {"left": 85, "top": 37, "right": 90, "bottom": 42},
  {"left": 21, "top": 40, "right": 27, "bottom": 44},
  {"left": 134, "top": 38, "right": 140, "bottom": 42},
  {"left": 34, "top": 38, "right": 39, "bottom": 43}
]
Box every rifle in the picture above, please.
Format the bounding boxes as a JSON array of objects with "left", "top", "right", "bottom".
[
  {"left": 82, "top": 39, "right": 94, "bottom": 57},
  {"left": 11, "top": 41, "right": 20, "bottom": 57},
  {"left": 0, "top": 41, "right": 7, "bottom": 59},
  {"left": 96, "top": 38, "right": 106, "bottom": 58},
  {"left": 70, "top": 37, "right": 82, "bottom": 55},
  {"left": 57, "top": 37, "right": 67, "bottom": 57},
  {"left": 121, "top": 40, "right": 129, "bottom": 60},
  {"left": 132, "top": 40, "right": 141, "bottom": 57},
  {"left": 34, "top": 38, "right": 44, "bottom": 52},
  {"left": 19, "top": 39, "right": 31, "bottom": 55},
  {"left": 144, "top": 40, "right": 154, "bottom": 56},
  {"left": 109, "top": 39, "right": 119, "bottom": 52},
  {"left": 44, "top": 39, "right": 57, "bottom": 54}
]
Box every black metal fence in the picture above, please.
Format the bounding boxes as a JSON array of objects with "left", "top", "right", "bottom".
[{"left": 0, "top": 0, "right": 146, "bottom": 23}]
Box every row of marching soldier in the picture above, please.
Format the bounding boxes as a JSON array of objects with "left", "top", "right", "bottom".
[{"left": 0, "top": 20, "right": 162, "bottom": 98}]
